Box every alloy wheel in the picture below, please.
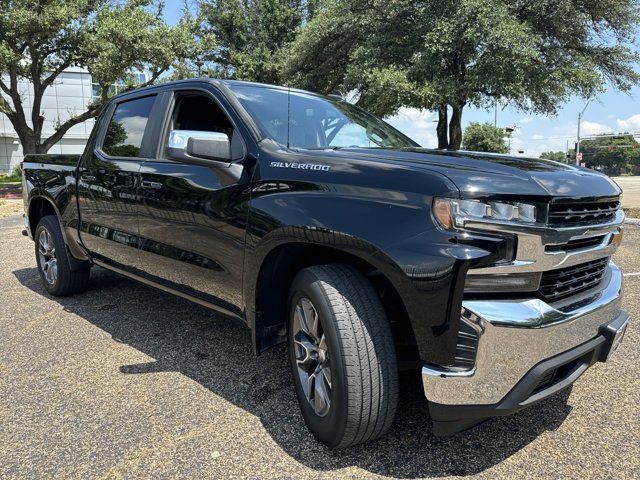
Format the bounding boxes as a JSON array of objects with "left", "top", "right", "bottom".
[
  {"left": 292, "top": 297, "right": 332, "bottom": 417},
  {"left": 38, "top": 229, "right": 58, "bottom": 285}
]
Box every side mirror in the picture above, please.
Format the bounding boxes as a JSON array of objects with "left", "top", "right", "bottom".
[{"left": 167, "top": 130, "right": 232, "bottom": 165}]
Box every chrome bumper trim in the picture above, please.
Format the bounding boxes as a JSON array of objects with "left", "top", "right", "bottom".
[
  {"left": 422, "top": 262, "right": 624, "bottom": 405},
  {"left": 465, "top": 210, "right": 624, "bottom": 275}
]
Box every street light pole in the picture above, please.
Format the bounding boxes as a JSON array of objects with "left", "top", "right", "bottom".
[
  {"left": 494, "top": 99, "right": 497, "bottom": 127},
  {"left": 504, "top": 126, "right": 515, "bottom": 154},
  {"left": 576, "top": 99, "right": 592, "bottom": 166}
]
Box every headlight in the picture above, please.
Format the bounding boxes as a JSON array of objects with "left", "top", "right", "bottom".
[{"left": 433, "top": 198, "right": 536, "bottom": 229}]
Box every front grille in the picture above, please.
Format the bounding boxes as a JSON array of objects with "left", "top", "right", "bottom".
[
  {"left": 539, "top": 257, "right": 609, "bottom": 302},
  {"left": 547, "top": 200, "right": 620, "bottom": 226},
  {"left": 545, "top": 234, "right": 607, "bottom": 253}
]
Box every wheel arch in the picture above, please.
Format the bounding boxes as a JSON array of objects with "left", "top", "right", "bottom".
[
  {"left": 27, "top": 194, "right": 90, "bottom": 270},
  {"left": 246, "top": 229, "right": 419, "bottom": 364},
  {"left": 27, "top": 195, "right": 59, "bottom": 238}
]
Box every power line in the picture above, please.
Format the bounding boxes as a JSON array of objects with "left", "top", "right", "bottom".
[{"left": 512, "top": 131, "right": 640, "bottom": 143}]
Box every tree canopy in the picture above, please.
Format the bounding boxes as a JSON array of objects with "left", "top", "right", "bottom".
[
  {"left": 580, "top": 134, "right": 640, "bottom": 173},
  {"left": 540, "top": 150, "right": 570, "bottom": 162},
  {"left": 200, "top": 0, "right": 317, "bottom": 83},
  {"left": 0, "top": 0, "right": 200, "bottom": 153},
  {"left": 283, "top": 0, "right": 640, "bottom": 150},
  {"left": 462, "top": 122, "right": 509, "bottom": 153}
]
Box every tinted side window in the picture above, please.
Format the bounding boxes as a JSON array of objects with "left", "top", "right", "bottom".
[{"left": 102, "top": 95, "right": 156, "bottom": 157}]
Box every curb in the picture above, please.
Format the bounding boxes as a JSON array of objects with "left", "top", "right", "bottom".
[{"left": 625, "top": 217, "right": 640, "bottom": 226}]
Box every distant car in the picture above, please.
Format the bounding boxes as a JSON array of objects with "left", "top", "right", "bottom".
[{"left": 21, "top": 79, "right": 629, "bottom": 448}]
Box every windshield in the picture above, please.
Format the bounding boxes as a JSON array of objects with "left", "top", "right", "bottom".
[{"left": 229, "top": 84, "right": 418, "bottom": 150}]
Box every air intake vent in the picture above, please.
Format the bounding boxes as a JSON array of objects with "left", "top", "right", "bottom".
[
  {"left": 539, "top": 257, "right": 609, "bottom": 302},
  {"left": 451, "top": 309, "right": 482, "bottom": 370}
]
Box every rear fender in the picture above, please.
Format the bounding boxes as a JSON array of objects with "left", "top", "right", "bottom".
[{"left": 23, "top": 158, "right": 89, "bottom": 263}]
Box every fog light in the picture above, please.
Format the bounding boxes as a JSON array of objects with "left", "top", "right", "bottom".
[{"left": 464, "top": 272, "right": 541, "bottom": 292}]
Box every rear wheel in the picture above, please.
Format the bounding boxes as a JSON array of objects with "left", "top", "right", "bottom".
[
  {"left": 35, "top": 215, "right": 90, "bottom": 296},
  {"left": 288, "top": 264, "right": 398, "bottom": 448}
]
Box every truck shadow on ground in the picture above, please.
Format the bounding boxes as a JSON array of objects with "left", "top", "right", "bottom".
[{"left": 13, "top": 266, "right": 573, "bottom": 478}]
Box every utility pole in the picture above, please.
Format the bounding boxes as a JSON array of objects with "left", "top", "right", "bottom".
[{"left": 576, "top": 99, "right": 592, "bottom": 165}]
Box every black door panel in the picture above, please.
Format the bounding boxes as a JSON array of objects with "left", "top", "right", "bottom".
[
  {"left": 77, "top": 153, "right": 142, "bottom": 267},
  {"left": 137, "top": 161, "right": 250, "bottom": 315},
  {"left": 77, "top": 94, "right": 157, "bottom": 269}
]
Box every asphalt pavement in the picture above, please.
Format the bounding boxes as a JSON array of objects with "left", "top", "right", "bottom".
[
  {"left": 614, "top": 176, "right": 640, "bottom": 208},
  {"left": 1, "top": 213, "right": 638, "bottom": 479}
]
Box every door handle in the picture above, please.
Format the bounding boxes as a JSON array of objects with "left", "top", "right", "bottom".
[
  {"left": 80, "top": 174, "right": 96, "bottom": 183},
  {"left": 141, "top": 180, "right": 163, "bottom": 190}
]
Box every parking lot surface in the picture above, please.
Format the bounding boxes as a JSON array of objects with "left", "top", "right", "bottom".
[
  {"left": 613, "top": 176, "right": 640, "bottom": 208},
  {"left": 1, "top": 213, "right": 639, "bottom": 479}
]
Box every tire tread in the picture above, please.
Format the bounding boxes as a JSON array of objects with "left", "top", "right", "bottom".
[
  {"left": 35, "top": 215, "right": 90, "bottom": 296},
  {"left": 303, "top": 264, "right": 398, "bottom": 448}
]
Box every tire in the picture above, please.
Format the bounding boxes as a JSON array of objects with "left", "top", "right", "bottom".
[
  {"left": 288, "top": 264, "right": 399, "bottom": 448},
  {"left": 34, "top": 215, "right": 90, "bottom": 296}
]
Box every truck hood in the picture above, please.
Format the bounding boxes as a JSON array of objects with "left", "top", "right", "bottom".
[{"left": 331, "top": 147, "right": 622, "bottom": 200}]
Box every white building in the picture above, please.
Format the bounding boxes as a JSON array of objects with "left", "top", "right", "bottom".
[{"left": 0, "top": 67, "right": 146, "bottom": 173}]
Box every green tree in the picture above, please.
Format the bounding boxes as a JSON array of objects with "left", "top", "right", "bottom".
[
  {"left": 540, "top": 151, "right": 571, "bottom": 163},
  {"left": 462, "top": 122, "right": 509, "bottom": 153},
  {"left": 165, "top": 1, "right": 218, "bottom": 80},
  {"left": 283, "top": 0, "right": 640, "bottom": 150},
  {"left": 580, "top": 135, "right": 640, "bottom": 173},
  {"left": 0, "top": 0, "right": 199, "bottom": 154},
  {"left": 200, "top": 0, "right": 317, "bottom": 83}
]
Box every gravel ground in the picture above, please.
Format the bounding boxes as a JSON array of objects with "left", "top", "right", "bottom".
[
  {"left": 1, "top": 214, "right": 639, "bottom": 479},
  {"left": 0, "top": 199, "right": 22, "bottom": 218}
]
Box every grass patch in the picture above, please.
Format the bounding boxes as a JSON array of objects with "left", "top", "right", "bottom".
[
  {"left": 0, "top": 179, "right": 21, "bottom": 185},
  {"left": 0, "top": 165, "right": 22, "bottom": 184}
]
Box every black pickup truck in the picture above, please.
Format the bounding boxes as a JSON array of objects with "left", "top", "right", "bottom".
[{"left": 22, "top": 79, "right": 629, "bottom": 448}]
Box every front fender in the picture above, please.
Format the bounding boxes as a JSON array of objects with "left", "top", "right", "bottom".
[{"left": 243, "top": 180, "right": 493, "bottom": 365}]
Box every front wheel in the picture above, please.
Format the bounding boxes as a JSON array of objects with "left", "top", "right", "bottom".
[
  {"left": 288, "top": 264, "right": 399, "bottom": 448},
  {"left": 34, "top": 215, "right": 90, "bottom": 296}
]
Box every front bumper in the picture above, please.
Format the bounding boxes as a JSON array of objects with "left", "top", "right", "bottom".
[{"left": 422, "top": 262, "right": 629, "bottom": 435}]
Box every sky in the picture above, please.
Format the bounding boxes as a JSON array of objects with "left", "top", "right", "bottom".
[{"left": 163, "top": 0, "right": 640, "bottom": 158}]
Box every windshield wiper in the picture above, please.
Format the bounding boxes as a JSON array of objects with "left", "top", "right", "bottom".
[{"left": 297, "top": 146, "right": 346, "bottom": 151}]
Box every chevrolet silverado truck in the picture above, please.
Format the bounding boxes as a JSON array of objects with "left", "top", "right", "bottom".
[{"left": 21, "top": 79, "right": 629, "bottom": 448}]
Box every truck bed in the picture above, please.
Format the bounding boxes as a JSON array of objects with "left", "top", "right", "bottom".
[{"left": 23, "top": 154, "right": 81, "bottom": 167}]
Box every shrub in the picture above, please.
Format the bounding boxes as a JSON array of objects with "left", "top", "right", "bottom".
[{"left": 0, "top": 165, "right": 22, "bottom": 183}]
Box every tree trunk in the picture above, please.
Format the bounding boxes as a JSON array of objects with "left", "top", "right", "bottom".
[
  {"left": 35, "top": 143, "right": 50, "bottom": 154},
  {"left": 19, "top": 135, "right": 38, "bottom": 155},
  {"left": 448, "top": 102, "right": 464, "bottom": 150},
  {"left": 436, "top": 103, "right": 448, "bottom": 149}
]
